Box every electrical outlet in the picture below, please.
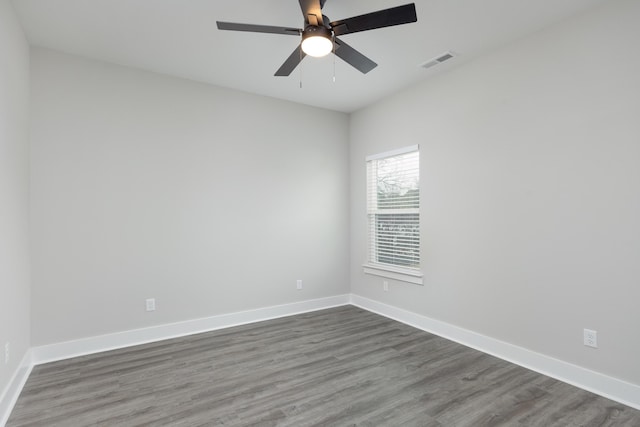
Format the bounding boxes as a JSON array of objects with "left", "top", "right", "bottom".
[
  {"left": 583, "top": 329, "right": 597, "bottom": 348},
  {"left": 146, "top": 298, "right": 156, "bottom": 312},
  {"left": 4, "top": 342, "right": 9, "bottom": 364},
  {"left": 383, "top": 281, "right": 389, "bottom": 291},
  {"left": 296, "top": 280, "right": 303, "bottom": 290}
]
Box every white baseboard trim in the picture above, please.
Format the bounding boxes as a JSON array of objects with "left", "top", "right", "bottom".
[
  {"left": 0, "top": 350, "right": 34, "bottom": 427},
  {"left": 350, "top": 294, "right": 640, "bottom": 411},
  {"left": 31, "top": 294, "right": 351, "bottom": 365}
]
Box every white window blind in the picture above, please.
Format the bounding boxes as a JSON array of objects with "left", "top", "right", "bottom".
[{"left": 366, "top": 146, "right": 420, "bottom": 274}]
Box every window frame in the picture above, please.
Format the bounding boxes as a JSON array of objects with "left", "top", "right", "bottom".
[{"left": 363, "top": 145, "right": 423, "bottom": 285}]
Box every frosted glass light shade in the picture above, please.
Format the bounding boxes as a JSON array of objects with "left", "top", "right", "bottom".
[{"left": 301, "top": 35, "right": 333, "bottom": 57}]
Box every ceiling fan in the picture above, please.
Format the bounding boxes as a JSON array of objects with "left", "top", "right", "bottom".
[{"left": 216, "top": 0, "right": 417, "bottom": 76}]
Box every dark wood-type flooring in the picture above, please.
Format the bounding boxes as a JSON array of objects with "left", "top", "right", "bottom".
[{"left": 7, "top": 305, "right": 640, "bottom": 426}]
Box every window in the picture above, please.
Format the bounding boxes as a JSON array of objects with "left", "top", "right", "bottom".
[{"left": 364, "top": 145, "right": 422, "bottom": 285}]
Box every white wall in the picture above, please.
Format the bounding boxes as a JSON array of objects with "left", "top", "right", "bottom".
[
  {"left": 0, "top": 0, "right": 31, "bottom": 401},
  {"left": 29, "top": 49, "right": 350, "bottom": 345},
  {"left": 350, "top": 0, "right": 640, "bottom": 386}
]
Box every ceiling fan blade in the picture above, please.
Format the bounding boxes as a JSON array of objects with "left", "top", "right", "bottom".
[
  {"left": 217, "top": 21, "right": 301, "bottom": 36},
  {"left": 299, "top": 0, "right": 323, "bottom": 25},
  {"left": 275, "top": 45, "right": 307, "bottom": 76},
  {"left": 330, "top": 3, "right": 417, "bottom": 36},
  {"left": 334, "top": 37, "right": 377, "bottom": 74}
]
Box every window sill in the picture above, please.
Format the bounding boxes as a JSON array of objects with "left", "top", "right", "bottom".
[{"left": 362, "top": 263, "right": 423, "bottom": 285}]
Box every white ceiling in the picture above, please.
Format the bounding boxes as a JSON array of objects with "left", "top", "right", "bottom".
[{"left": 12, "top": 0, "right": 608, "bottom": 113}]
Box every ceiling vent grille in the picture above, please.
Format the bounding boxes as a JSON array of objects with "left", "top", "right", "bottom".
[{"left": 420, "top": 51, "right": 456, "bottom": 70}]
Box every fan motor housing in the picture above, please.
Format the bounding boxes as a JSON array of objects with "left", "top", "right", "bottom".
[{"left": 302, "top": 25, "right": 332, "bottom": 41}]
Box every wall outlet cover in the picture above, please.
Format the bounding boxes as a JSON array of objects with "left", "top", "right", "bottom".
[{"left": 583, "top": 329, "right": 597, "bottom": 348}]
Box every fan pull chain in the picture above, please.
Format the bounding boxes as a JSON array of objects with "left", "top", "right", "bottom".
[
  {"left": 332, "top": 36, "right": 336, "bottom": 83},
  {"left": 299, "top": 45, "right": 303, "bottom": 89}
]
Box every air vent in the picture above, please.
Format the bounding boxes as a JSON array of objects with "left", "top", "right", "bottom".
[{"left": 420, "top": 51, "right": 456, "bottom": 69}]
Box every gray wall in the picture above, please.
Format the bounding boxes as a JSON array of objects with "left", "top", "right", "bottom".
[
  {"left": 0, "top": 0, "right": 31, "bottom": 398},
  {"left": 350, "top": 0, "right": 640, "bottom": 385},
  {"left": 29, "top": 49, "right": 350, "bottom": 345}
]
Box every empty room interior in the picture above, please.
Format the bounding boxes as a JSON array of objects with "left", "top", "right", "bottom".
[{"left": 1, "top": 0, "right": 639, "bottom": 425}]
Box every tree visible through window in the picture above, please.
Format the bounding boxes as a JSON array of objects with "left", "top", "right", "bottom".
[{"left": 366, "top": 146, "right": 420, "bottom": 271}]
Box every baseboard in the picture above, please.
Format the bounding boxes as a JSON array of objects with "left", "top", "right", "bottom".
[
  {"left": 0, "top": 350, "right": 33, "bottom": 427},
  {"left": 31, "top": 294, "right": 351, "bottom": 365},
  {"left": 350, "top": 294, "right": 640, "bottom": 411}
]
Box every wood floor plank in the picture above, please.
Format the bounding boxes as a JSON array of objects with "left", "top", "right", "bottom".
[{"left": 7, "top": 306, "right": 640, "bottom": 426}]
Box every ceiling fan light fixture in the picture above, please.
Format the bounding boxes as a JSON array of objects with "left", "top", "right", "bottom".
[
  {"left": 301, "top": 26, "right": 333, "bottom": 57},
  {"left": 217, "top": 2, "right": 418, "bottom": 75}
]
